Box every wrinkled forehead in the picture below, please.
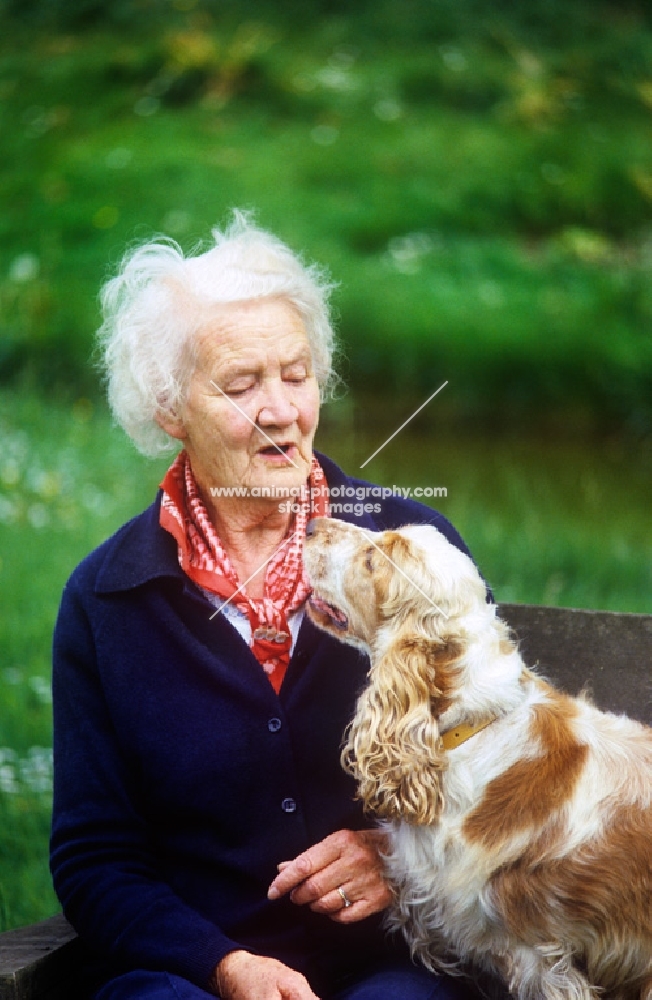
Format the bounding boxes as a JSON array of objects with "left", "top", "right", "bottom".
[{"left": 191, "top": 299, "right": 311, "bottom": 369}]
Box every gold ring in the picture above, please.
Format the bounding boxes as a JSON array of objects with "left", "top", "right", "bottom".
[{"left": 337, "top": 886, "right": 352, "bottom": 908}]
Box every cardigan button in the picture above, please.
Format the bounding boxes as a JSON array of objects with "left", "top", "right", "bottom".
[
  {"left": 281, "top": 797, "right": 297, "bottom": 814},
  {"left": 268, "top": 718, "right": 282, "bottom": 733}
]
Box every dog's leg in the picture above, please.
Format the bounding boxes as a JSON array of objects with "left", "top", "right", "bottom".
[{"left": 503, "top": 944, "right": 598, "bottom": 1000}]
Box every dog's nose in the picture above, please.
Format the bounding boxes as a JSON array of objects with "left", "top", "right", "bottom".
[{"left": 306, "top": 518, "right": 317, "bottom": 537}]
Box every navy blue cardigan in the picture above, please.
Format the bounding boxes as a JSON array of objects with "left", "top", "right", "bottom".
[{"left": 50, "top": 453, "right": 477, "bottom": 993}]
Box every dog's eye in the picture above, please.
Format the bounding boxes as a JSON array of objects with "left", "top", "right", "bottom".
[{"left": 364, "top": 547, "right": 374, "bottom": 573}]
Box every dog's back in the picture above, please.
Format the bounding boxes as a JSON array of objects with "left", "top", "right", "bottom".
[{"left": 383, "top": 676, "right": 652, "bottom": 999}]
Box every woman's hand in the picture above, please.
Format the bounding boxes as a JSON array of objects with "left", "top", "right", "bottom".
[
  {"left": 214, "top": 950, "right": 319, "bottom": 1000},
  {"left": 267, "top": 828, "right": 392, "bottom": 923}
]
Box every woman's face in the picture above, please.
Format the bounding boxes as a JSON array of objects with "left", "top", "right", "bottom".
[{"left": 161, "top": 297, "right": 321, "bottom": 496}]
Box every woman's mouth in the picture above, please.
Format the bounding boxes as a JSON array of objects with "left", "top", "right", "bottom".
[{"left": 258, "top": 443, "right": 297, "bottom": 463}]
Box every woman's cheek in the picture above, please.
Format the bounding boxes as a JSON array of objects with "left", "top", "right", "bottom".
[
  {"left": 299, "top": 382, "right": 321, "bottom": 432},
  {"left": 219, "top": 406, "right": 258, "bottom": 446}
]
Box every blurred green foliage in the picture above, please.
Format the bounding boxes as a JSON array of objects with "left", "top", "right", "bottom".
[
  {"left": 0, "top": 0, "right": 651, "bottom": 432},
  {"left": 1, "top": 0, "right": 652, "bottom": 930}
]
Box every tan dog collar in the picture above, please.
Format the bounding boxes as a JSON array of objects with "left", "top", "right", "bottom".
[{"left": 439, "top": 718, "right": 496, "bottom": 751}]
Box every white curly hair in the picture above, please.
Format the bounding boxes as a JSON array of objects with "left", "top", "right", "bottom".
[{"left": 97, "top": 211, "right": 339, "bottom": 456}]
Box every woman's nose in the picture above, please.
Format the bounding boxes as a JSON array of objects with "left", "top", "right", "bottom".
[{"left": 257, "top": 380, "right": 298, "bottom": 426}]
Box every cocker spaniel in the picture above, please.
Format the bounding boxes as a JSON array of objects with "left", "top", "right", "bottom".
[{"left": 304, "top": 517, "right": 652, "bottom": 1000}]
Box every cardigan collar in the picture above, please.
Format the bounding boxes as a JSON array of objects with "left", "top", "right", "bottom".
[{"left": 94, "top": 452, "right": 378, "bottom": 595}]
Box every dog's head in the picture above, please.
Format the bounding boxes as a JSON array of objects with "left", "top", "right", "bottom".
[
  {"left": 304, "top": 518, "right": 487, "bottom": 651},
  {"left": 304, "top": 519, "right": 489, "bottom": 825}
]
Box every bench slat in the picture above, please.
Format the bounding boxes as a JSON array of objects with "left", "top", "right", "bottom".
[
  {"left": 500, "top": 604, "right": 652, "bottom": 725},
  {"left": 0, "top": 915, "right": 81, "bottom": 1000}
]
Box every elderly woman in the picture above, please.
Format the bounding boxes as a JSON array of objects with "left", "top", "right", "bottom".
[{"left": 50, "top": 214, "right": 495, "bottom": 1000}]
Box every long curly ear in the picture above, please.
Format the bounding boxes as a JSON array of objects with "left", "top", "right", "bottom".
[{"left": 342, "top": 636, "right": 460, "bottom": 825}]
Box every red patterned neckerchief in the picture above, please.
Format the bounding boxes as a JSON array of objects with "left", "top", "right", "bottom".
[{"left": 159, "top": 451, "right": 329, "bottom": 693}]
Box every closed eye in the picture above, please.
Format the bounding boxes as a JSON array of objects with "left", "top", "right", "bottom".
[
  {"left": 282, "top": 362, "right": 309, "bottom": 384},
  {"left": 225, "top": 386, "right": 253, "bottom": 397},
  {"left": 217, "top": 375, "right": 257, "bottom": 397}
]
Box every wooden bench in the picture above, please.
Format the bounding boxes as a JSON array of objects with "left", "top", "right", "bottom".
[{"left": 1, "top": 604, "right": 651, "bottom": 1000}]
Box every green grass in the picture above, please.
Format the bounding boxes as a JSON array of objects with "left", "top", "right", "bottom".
[
  {"left": 0, "top": 391, "right": 171, "bottom": 930},
  {"left": 0, "top": 388, "right": 650, "bottom": 929}
]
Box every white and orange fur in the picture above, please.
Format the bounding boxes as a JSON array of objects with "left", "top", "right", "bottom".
[{"left": 303, "top": 518, "right": 652, "bottom": 1000}]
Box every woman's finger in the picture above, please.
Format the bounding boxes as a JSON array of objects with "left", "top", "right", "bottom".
[
  {"left": 268, "top": 829, "right": 389, "bottom": 907},
  {"left": 268, "top": 837, "right": 341, "bottom": 901}
]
